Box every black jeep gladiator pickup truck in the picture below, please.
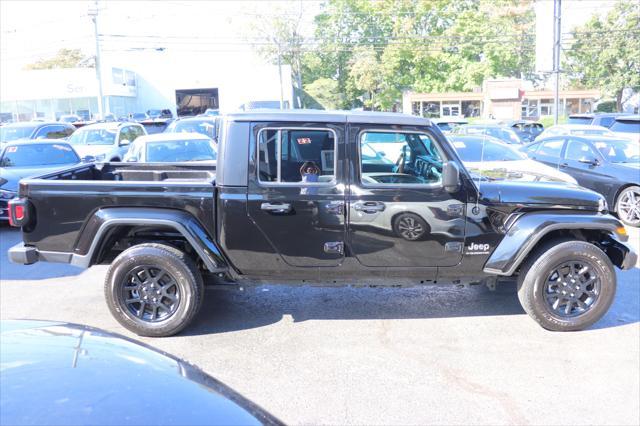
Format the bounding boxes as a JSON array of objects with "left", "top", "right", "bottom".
[{"left": 8, "top": 110, "right": 637, "bottom": 336}]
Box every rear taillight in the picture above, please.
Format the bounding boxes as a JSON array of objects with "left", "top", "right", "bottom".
[{"left": 8, "top": 198, "right": 29, "bottom": 227}]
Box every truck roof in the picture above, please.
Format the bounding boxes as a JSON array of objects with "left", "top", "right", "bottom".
[{"left": 225, "top": 109, "right": 432, "bottom": 126}]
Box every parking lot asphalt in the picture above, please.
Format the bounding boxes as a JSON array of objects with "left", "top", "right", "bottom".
[{"left": 1, "top": 224, "right": 639, "bottom": 425}]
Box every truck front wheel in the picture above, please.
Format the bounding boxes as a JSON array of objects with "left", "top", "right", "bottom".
[
  {"left": 104, "top": 243, "right": 204, "bottom": 337},
  {"left": 517, "top": 240, "right": 616, "bottom": 331}
]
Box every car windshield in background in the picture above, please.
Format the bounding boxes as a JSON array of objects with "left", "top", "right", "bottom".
[
  {"left": 0, "top": 126, "right": 37, "bottom": 143},
  {"left": 0, "top": 143, "right": 79, "bottom": 167},
  {"left": 610, "top": 120, "right": 640, "bottom": 134},
  {"left": 593, "top": 139, "right": 640, "bottom": 163},
  {"left": 572, "top": 128, "right": 611, "bottom": 136},
  {"left": 131, "top": 113, "right": 148, "bottom": 121},
  {"left": 568, "top": 117, "right": 593, "bottom": 125},
  {"left": 489, "top": 128, "right": 521, "bottom": 144},
  {"left": 167, "top": 120, "right": 216, "bottom": 139},
  {"left": 452, "top": 138, "right": 526, "bottom": 162},
  {"left": 146, "top": 139, "right": 217, "bottom": 162},
  {"left": 68, "top": 128, "right": 117, "bottom": 145}
]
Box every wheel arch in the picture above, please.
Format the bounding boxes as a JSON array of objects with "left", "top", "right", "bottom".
[
  {"left": 70, "top": 207, "right": 227, "bottom": 272},
  {"left": 483, "top": 212, "right": 631, "bottom": 276}
]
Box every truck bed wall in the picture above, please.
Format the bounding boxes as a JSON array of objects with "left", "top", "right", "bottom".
[{"left": 19, "top": 163, "right": 216, "bottom": 253}]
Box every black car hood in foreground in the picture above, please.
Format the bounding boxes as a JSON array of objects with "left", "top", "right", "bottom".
[
  {"left": 0, "top": 320, "right": 282, "bottom": 426},
  {"left": 478, "top": 181, "right": 604, "bottom": 209},
  {"left": 0, "top": 164, "right": 79, "bottom": 192}
]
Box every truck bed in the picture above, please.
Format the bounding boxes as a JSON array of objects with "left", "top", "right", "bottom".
[{"left": 17, "top": 162, "right": 217, "bottom": 253}]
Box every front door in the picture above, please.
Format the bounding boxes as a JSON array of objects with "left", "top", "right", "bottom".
[
  {"left": 246, "top": 123, "right": 346, "bottom": 267},
  {"left": 348, "top": 126, "right": 467, "bottom": 267},
  {"left": 561, "top": 138, "right": 614, "bottom": 195}
]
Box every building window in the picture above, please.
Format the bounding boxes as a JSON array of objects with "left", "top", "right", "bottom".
[
  {"left": 461, "top": 101, "right": 480, "bottom": 117},
  {"left": 125, "top": 71, "right": 136, "bottom": 86},
  {"left": 112, "top": 68, "right": 124, "bottom": 85},
  {"left": 540, "top": 100, "right": 554, "bottom": 116},
  {"left": 441, "top": 102, "right": 460, "bottom": 116},
  {"left": 421, "top": 101, "right": 440, "bottom": 118},
  {"left": 521, "top": 99, "right": 538, "bottom": 118},
  {"left": 411, "top": 102, "right": 421, "bottom": 116}
]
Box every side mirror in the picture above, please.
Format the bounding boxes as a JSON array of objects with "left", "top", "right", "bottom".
[
  {"left": 126, "top": 157, "right": 138, "bottom": 162},
  {"left": 82, "top": 155, "right": 96, "bottom": 163},
  {"left": 578, "top": 157, "right": 599, "bottom": 166},
  {"left": 442, "top": 161, "right": 461, "bottom": 193},
  {"left": 119, "top": 139, "right": 131, "bottom": 146}
]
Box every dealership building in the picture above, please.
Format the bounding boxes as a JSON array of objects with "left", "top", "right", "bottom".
[
  {"left": 402, "top": 78, "right": 602, "bottom": 121},
  {"left": 0, "top": 53, "right": 293, "bottom": 122}
]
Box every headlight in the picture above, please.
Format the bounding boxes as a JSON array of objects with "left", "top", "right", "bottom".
[
  {"left": 0, "top": 189, "right": 17, "bottom": 200},
  {"left": 598, "top": 197, "right": 608, "bottom": 213},
  {"left": 95, "top": 153, "right": 106, "bottom": 162}
]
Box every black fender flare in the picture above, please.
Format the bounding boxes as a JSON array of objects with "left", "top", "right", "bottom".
[
  {"left": 483, "top": 211, "right": 629, "bottom": 276},
  {"left": 71, "top": 207, "right": 227, "bottom": 272}
]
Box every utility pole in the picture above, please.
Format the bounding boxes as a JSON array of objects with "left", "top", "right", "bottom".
[
  {"left": 277, "top": 43, "right": 284, "bottom": 110},
  {"left": 89, "top": 0, "right": 105, "bottom": 118},
  {"left": 552, "top": 0, "right": 562, "bottom": 125}
]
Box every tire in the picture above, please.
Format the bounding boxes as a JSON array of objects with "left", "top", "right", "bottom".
[
  {"left": 392, "top": 213, "right": 429, "bottom": 241},
  {"left": 615, "top": 185, "right": 640, "bottom": 227},
  {"left": 517, "top": 240, "right": 616, "bottom": 331},
  {"left": 104, "top": 243, "right": 204, "bottom": 337}
]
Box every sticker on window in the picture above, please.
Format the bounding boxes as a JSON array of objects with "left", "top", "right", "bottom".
[
  {"left": 6, "top": 146, "right": 17, "bottom": 153},
  {"left": 297, "top": 137, "right": 312, "bottom": 145}
]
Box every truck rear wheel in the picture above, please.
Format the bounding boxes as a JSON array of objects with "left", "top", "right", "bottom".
[
  {"left": 104, "top": 243, "right": 204, "bottom": 337},
  {"left": 517, "top": 240, "right": 616, "bottom": 331}
]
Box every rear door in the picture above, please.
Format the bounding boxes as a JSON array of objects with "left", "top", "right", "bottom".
[
  {"left": 246, "top": 122, "right": 346, "bottom": 267},
  {"left": 347, "top": 126, "right": 467, "bottom": 267},
  {"left": 561, "top": 138, "right": 613, "bottom": 195}
]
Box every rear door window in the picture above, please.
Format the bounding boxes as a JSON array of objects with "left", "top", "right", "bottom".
[{"left": 257, "top": 128, "right": 336, "bottom": 184}]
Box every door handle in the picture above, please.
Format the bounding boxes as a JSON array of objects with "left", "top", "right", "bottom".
[
  {"left": 260, "top": 202, "right": 292, "bottom": 213},
  {"left": 353, "top": 201, "right": 385, "bottom": 214},
  {"left": 560, "top": 162, "right": 568, "bottom": 168}
]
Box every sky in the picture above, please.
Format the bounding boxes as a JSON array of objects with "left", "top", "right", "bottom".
[{"left": 0, "top": 0, "right": 616, "bottom": 75}]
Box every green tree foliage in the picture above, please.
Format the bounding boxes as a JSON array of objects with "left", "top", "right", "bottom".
[
  {"left": 301, "top": 0, "right": 535, "bottom": 110},
  {"left": 565, "top": 1, "right": 640, "bottom": 111},
  {"left": 24, "top": 48, "right": 93, "bottom": 70}
]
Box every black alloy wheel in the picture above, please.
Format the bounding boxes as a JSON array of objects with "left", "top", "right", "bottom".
[
  {"left": 120, "top": 266, "right": 181, "bottom": 322},
  {"left": 543, "top": 260, "right": 601, "bottom": 317}
]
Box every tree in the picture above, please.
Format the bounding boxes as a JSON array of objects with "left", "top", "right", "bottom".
[
  {"left": 24, "top": 48, "right": 93, "bottom": 70},
  {"left": 565, "top": 1, "right": 640, "bottom": 111},
  {"left": 305, "top": 77, "right": 342, "bottom": 109}
]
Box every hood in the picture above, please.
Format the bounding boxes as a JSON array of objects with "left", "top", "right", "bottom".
[
  {"left": 71, "top": 144, "right": 115, "bottom": 158},
  {"left": 464, "top": 159, "right": 577, "bottom": 184},
  {"left": 0, "top": 164, "right": 78, "bottom": 192},
  {"left": 0, "top": 320, "right": 282, "bottom": 426},
  {"left": 478, "top": 180, "right": 605, "bottom": 210}
]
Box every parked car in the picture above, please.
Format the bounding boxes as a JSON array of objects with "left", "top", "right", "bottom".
[
  {"left": 0, "top": 320, "right": 282, "bottom": 425},
  {"left": 610, "top": 115, "right": 640, "bottom": 144},
  {"left": 129, "top": 112, "right": 149, "bottom": 121},
  {"left": 522, "top": 136, "right": 640, "bottom": 226},
  {"left": 0, "top": 140, "right": 81, "bottom": 220},
  {"left": 59, "top": 114, "right": 81, "bottom": 124},
  {"left": 537, "top": 124, "right": 615, "bottom": 140},
  {"left": 67, "top": 122, "right": 146, "bottom": 162},
  {"left": 103, "top": 113, "right": 117, "bottom": 122},
  {"left": 568, "top": 113, "right": 631, "bottom": 128},
  {"left": 450, "top": 135, "right": 576, "bottom": 184},
  {"left": 147, "top": 109, "right": 173, "bottom": 119},
  {"left": 431, "top": 117, "right": 468, "bottom": 134},
  {"left": 453, "top": 124, "right": 522, "bottom": 144},
  {"left": 7, "top": 111, "right": 636, "bottom": 335},
  {"left": 505, "top": 120, "right": 544, "bottom": 143},
  {"left": 124, "top": 133, "right": 217, "bottom": 163},
  {"left": 165, "top": 116, "right": 219, "bottom": 140},
  {"left": 0, "top": 121, "right": 75, "bottom": 144}
]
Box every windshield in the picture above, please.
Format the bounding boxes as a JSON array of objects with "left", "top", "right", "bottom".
[
  {"left": 0, "top": 143, "right": 79, "bottom": 167},
  {"left": 487, "top": 128, "right": 521, "bottom": 144},
  {"left": 568, "top": 117, "right": 593, "bottom": 125},
  {"left": 68, "top": 128, "right": 117, "bottom": 145},
  {"left": 592, "top": 139, "right": 640, "bottom": 163},
  {"left": 147, "top": 110, "right": 161, "bottom": 117},
  {"left": 0, "top": 125, "right": 37, "bottom": 143},
  {"left": 610, "top": 120, "right": 640, "bottom": 134},
  {"left": 132, "top": 113, "right": 147, "bottom": 120},
  {"left": 146, "top": 139, "right": 217, "bottom": 162},
  {"left": 451, "top": 138, "right": 526, "bottom": 162},
  {"left": 166, "top": 120, "right": 216, "bottom": 139}
]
